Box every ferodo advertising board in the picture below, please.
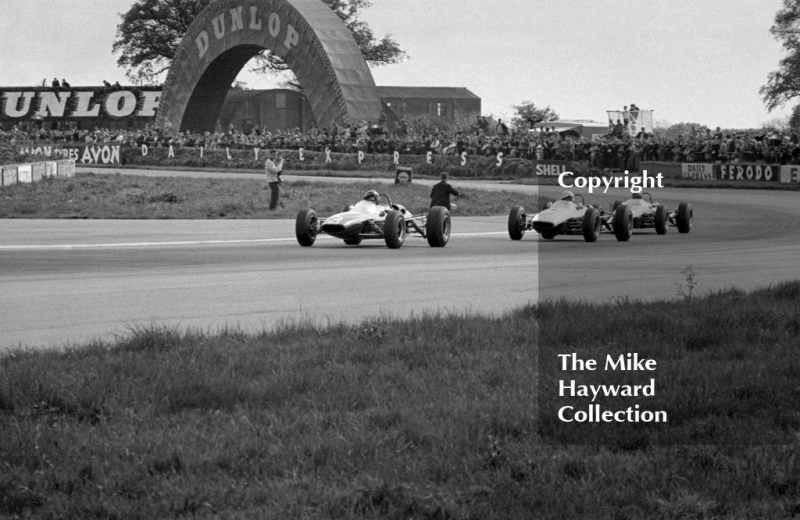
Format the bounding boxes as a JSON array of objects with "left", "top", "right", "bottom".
[
  {"left": 16, "top": 143, "right": 121, "bottom": 164},
  {"left": 716, "top": 163, "right": 779, "bottom": 182}
]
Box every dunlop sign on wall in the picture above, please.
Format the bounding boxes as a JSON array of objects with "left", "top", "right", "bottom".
[{"left": 0, "top": 88, "right": 161, "bottom": 121}]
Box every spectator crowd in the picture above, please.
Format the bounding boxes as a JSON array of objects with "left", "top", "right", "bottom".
[{"left": 3, "top": 117, "right": 800, "bottom": 170}]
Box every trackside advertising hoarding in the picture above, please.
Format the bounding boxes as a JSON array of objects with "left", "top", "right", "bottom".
[
  {"left": 0, "top": 159, "right": 75, "bottom": 187},
  {"left": 0, "top": 88, "right": 160, "bottom": 121},
  {"left": 16, "top": 144, "right": 121, "bottom": 164},
  {"left": 716, "top": 163, "right": 779, "bottom": 182},
  {"left": 533, "top": 161, "right": 571, "bottom": 176},
  {"left": 639, "top": 162, "right": 682, "bottom": 179},
  {"left": 780, "top": 165, "right": 800, "bottom": 184},
  {"left": 682, "top": 163, "right": 715, "bottom": 180}
]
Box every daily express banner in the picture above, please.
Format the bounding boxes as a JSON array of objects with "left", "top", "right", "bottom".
[
  {"left": 682, "top": 163, "right": 715, "bottom": 180},
  {"left": 16, "top": 143, "right": 121, "bottom": 164}
]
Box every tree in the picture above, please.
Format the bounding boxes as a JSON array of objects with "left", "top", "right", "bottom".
[
  {"left": 789, "top": 104, "right": 800, "bottom": 130},
  {"left": 761, "top": 0, "right": 800, "bottom": 111},
  {"left": 113, "top": 0, "right": 406, "bottom": 84},
  {"left": 762, "top": 114, "right": 791, "bottom": 132},
  {"left": 509, "top": 101, "right": 559, "bottom": 130}
]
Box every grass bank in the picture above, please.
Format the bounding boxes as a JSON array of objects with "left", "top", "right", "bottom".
[
  {"left": 2, "top": 283, "right": 799, "bottom": 518},
  {"left": 0, "top": 172, "right": 543, "bottom": 219}
]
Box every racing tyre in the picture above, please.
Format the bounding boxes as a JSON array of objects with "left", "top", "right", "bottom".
[
  {"left": 676, "top": 202, "right": 693, "bottom": 233},
  {"left": 383, "top": 210, "right": 406, "bottom": 249},
  {"left": 654, "top": 205, "right": 669, "bottom": 235},
  {"left": 612, "top": 200, "right": 622, "bottom": 211},
  {"left": 343, "top": 238, "right": 362, "bottom": 245},
  {"left": 582, "top": 207, "right": 601, "bottom": 242},
  {"left": 508, "top": 206, "right": 527, "bottom": 240},
  {"left": 426, "top": 206, "right": 451, "bottom": 247},
  {"left": 613, "top": 204, "right": 633, "bottom": 242},
  {"left": 541, "top": 232, "right": 556, "bottom": 240},
  {"left": 295, "top": 208, "right": 317, "bottom": 247}
]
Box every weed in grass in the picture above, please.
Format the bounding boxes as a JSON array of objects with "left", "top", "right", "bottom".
[{"left": 676, "top": 265, "right": 699, "bottom": 302}]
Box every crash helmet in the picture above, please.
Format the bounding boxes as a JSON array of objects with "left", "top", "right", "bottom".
[
  {"left": 560, "top": 190, "right": 575, "bottom": 201},
  {"left": 632, "top": 193, "right": 643, "bottom": 199},
  {"left": 364, "top": 190, "right": 379, "bottom": 203}
]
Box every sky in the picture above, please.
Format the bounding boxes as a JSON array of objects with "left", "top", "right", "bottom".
[{"left": 0, "top": 0, "right": 794, "bottom": 129}]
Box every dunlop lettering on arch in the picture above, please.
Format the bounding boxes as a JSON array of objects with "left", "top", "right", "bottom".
[{"left": 157, "top": 0, "right": 383, "bottom": 133}]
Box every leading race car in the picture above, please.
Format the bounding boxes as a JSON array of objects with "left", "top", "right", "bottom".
[
  {"left": 508, "top": 191, "right": 634, "bottom": 242},
  {"left": 296, "top": 190, "right": 451, "bottom": 249},
  {"left": 611, "top": 192, "right": 693, "bottom": 234}
]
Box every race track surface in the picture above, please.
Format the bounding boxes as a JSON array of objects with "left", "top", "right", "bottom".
[{"left": 2, "top": 169, "right": 799, "bottom": 350}]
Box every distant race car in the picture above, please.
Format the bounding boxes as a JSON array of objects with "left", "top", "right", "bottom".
[
  {"left": 508, "top": 192, "right": 634, "bottom": 242},
  {"left": 611, "top": 192, "right": 693, "bottom": 234},
  {"left": 295, "top": 191, "right": 451, "bottom": 249}
]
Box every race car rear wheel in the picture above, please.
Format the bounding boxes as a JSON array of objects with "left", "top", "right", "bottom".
[
  {"left": 582, "top": 207, "right": 601, "bottom": 242},
  {"left": 295, "top": 208, "right": 317, "bottom": 247},
  {"left": 508, "top": 206, "right": 526, "bottom": 240},
  {"left": 384, "top": 210, "right": 406, "bottom": 249},
  {"left": 612, "top": 200, "right": 622, "bottom": 211},
  {"left": 613, "top": 204, "right": 633, "bottom": 242},
  {"left": 677, "top": 202, "right": 693, "bottom": 233},
  {"left": 343, "top": 238, "right": 362, "bottom": 245},
  {"left": 655, "top": 205, "right": 669, "bottom": 235},
  {"left": 426, "top": 206, "right": 451, "bottom": 247}
]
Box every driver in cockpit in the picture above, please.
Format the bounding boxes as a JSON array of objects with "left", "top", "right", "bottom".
[{"left": 364, "top": 190, "right": 380, "bottom": 204}]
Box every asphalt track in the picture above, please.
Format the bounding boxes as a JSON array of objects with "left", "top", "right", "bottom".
[{"left": 2, "top": 167, "right": 799, "bottom": 351}]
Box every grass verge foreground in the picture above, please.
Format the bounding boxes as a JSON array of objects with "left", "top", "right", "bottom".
[
  {"left": 2, "top": 283, "right": 800, "bottom": 518},
  {"left": 0, "top": 172, "right": 541, "bottom": 219}
]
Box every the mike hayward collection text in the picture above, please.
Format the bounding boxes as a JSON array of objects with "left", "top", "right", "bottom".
[{"left": 556, "top": 353, "right": 668, "bottom": 423}]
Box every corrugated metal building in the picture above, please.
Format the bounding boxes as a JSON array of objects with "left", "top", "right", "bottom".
[{"left": 216, "top": 86, "right": 482, "bottom": 133}]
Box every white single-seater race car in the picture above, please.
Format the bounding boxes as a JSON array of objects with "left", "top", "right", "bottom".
[
  {"left": 508, "top": 192, "right": 635, "bottom": 242},
  {"left": 611, "top": 192, "right": 693, "bottom": 234},
  {"left": 296, "top": 190, "right": 451, "bottom": 249}
]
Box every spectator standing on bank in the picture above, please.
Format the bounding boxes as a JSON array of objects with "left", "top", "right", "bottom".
[
  {"left": 430, "top": 172, "right": 459, "bottom": 211},
  {"left": 496, "top": 118, "right": 509, "bottom": 136},
  {"left": 264, "top": 149, "right": 285, "bottom": 210},
  {"left": 52, "top": 78, "right": 60, "bottom": 88},
  {"left": 62, "top": 79, "right": 70, "bottom": 88}
]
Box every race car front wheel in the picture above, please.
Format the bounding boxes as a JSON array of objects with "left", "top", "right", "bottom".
[
  {"left": 296, "top": 208, "right": 318, "bottom": 247},
  {"left": 384, "top": 210, "right": 406, "bottom": 249},
  {"left": 582, "top": 207, "right": 601, "bottom": 242},
  {"left": 676, "top": 202, "right": 693, "bottom": 233},
  {"left": 508, "top": 206, "right": 526, "bottom": 240},
  {"left": 426, "top": 206, "right": 451, "bottom": 247},
  {"left": 655, "top": 205, "right": 669, "bottom": 235},
  {"left": 613, "top": 204, "right": 633, "bottom": 242}
]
